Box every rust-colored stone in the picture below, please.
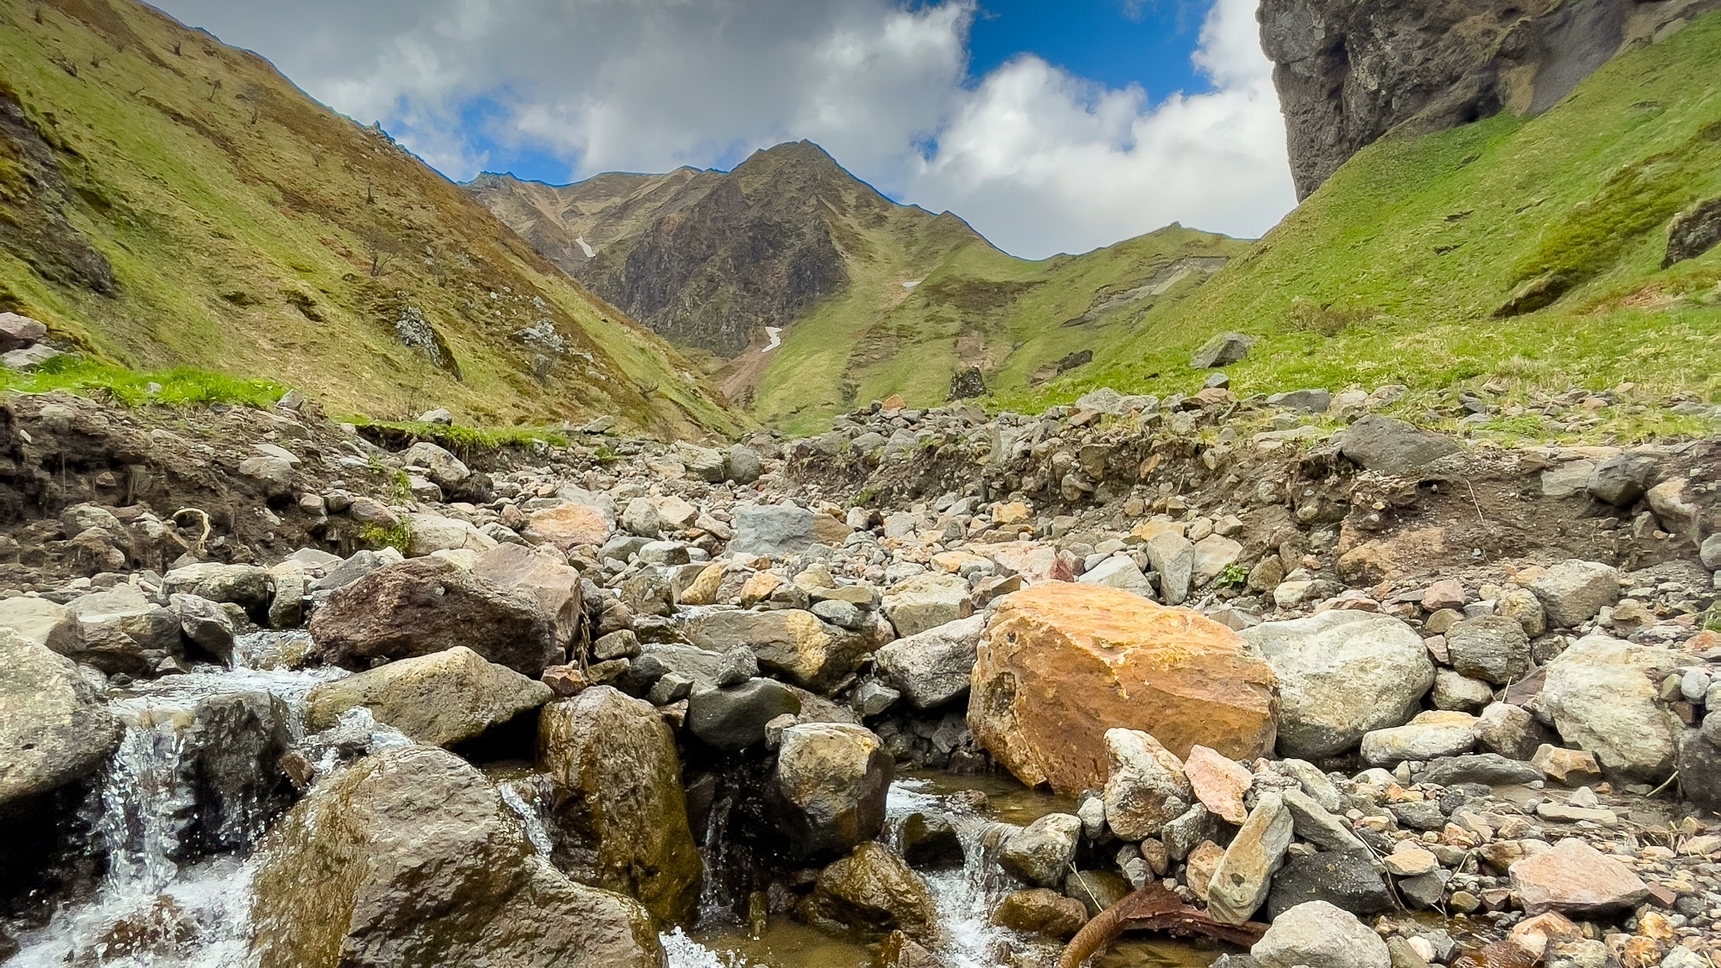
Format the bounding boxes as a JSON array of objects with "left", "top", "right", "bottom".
[{"left": 968, "top": 584, "right": 1277, "bottom": 795}]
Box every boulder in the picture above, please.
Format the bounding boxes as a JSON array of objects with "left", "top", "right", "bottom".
[
  {"left": 179, "top": 689, "right": 294, "bottom": 852},
  {"left": 801, "top": 843, "right": 937, "bottom": 943},
  {"left": 773, "top": 723, "right": 893, "bottom": 860},
  {"left": 1241, "top": 611, "right": 1432, "bottom": 759},
  {"left": 61, "top": 585, "right": 180, "bottom": 675},
  {"left": 1252, "top": 900, "right": 1390, "bottom": 968},
  {"left": 1445, "top": 616, "right": 1531, "bottom": 685},
  {"left": 406, "top": 513, "right": 497, "bottom": 557},
  {"left": 969, "top": 584, "right": 1276, "bottom": 795},
  {"left": 991, "top": 888, "right": 1088, "bottom": 939},
  {"left": 1415, "top": 753, "right": 1543, "bottom": 787},
  {"left": 529, "top": 504, "right": 614, "bottom": 551},
  {"left": 1190, "top": 332, "right": 1251, "bottom": 369},
  {"left": 1000, "top": 814, "right": 1082, "bottom": 888},
  {"left": 1527, "top": 561, "right": 1618, "bottom": 629},
  {"left": 1267, "top": 389, "right": 1332, "bottom": 413},
  {"left": 881, "top": 573, "right": 973, "bottom": 638},
  {"left": 305, "top": 646, "right": 552, "bottom": 748},
  {"left": 249, "top": 745, "right": 661, "bottom": 968},
  {"left": 472, "top": 544, "right": 583, "bottom": 649},
  {"left": 162, "top": 562, "right": 274, "bottom": 617},
  {"left": 1338, "top": 416, "right": 1457, "bottom": 476},
  {"left": 683, "top": 609, "right": 869, "bottom": 694},
  {"left": 1586, "top": 454, "right": 1658, "bottom": 507},
  {"left": 1508, "top": 838, "right": 1649, "bottom": 917},
  {"left": 1207, "top": 792, "right": 1293, "bottom": 925},
  {"left": 1192, "top": 535, "right": 1244, "bottom": 586},
  {"left": 1665, "top": 196, "right": 1721, "bottom": 266},
  {"left": 686, "top": 678, "right": 802, "bottom": 750},
  {"left": 1265, "top": 850, "right": 1393, "bottom": 920},
  {"left": 1475, "top": 702, "right": 1545, "bottom": 761},
  {"left": 1540, "top": 634, "right": 1680, "bottom": 783},
  {"left": 874, "top": 615, "right": 983, "bottom": 710},
  {"left": 0, "top": 596, "right": 76, "bottom": 651},
  {"left": 726, "top": 444, "right": 764, "bottom": 485},
  {"left": 0, "top": 311, "right": 47, "bottom": 351},
  {"left": 1141, "top": 530, "right": 1195, "bottom": 605},
  {"left": 1677, "top": 712, "right": 1721, "bottom": 811},
  {"left": 310, "top": 557, "right": 558, "bottom": 677},
  {"left": 537, "top": 687, "right": 703, "bottom": 924},
  {"left": 1077, "top": 556, "right": 1157, "bottom": 599},
  {"left": 1359, "top": 712, "right": 1477, "bottom": 767},
  {"left": 400, "top": 442, "right": 470, "bottom": 490},
  {"left": 0, "top": 629, "right": 122, "bottom": 806},
  {"left": 1101, "top": 729, "right": 1193, "bottom": 841},
  {"left": 728, "top": 504, "right": 850, "bottom": 557}
]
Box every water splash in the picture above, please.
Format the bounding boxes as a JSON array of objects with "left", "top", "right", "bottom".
[
  {"left": 696, "top": 793, "right": 738, "bottom": 924},
  {"left": 498, "top": 781, "right": 556, "bottom": 858},
  {"left": 884, "top": 778, "right": 1021, "bottom": 968},
  {"left": 662, "top": 927, "right": 748, "bottom": 968}
]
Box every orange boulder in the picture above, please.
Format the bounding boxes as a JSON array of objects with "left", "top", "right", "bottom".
[{"left": 968, "top": 583, "right": 1277, "bottom": 795}]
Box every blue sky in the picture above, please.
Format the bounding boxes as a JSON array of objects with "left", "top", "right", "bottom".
[{"left": 154, "top": 0, "right": 1294, "bottom": 258}]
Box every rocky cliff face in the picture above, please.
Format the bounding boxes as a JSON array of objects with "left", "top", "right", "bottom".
[{"left": 1261, "top": 0, "right": 1719, "bottom": 198}]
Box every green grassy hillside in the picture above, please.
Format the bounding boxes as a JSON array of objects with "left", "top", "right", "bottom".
[
  {"left": 1005, "top": 11, "right": 1721, "bottom": 437},
  {"left": 0, "top": 0, "right": 740, "bottom": 437},
  {"left": 756, "top": 223, "right": 1249, "bottom": 435}
]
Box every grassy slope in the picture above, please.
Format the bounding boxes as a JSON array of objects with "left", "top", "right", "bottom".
[
  {"left": 1001, "top": 13, "right": 1721, "bottom": 438},
  {"left": 0, "top": 0, "right": 740, "bottom": 438},
  {"left": 755, "top": 223, "right": 1248, "bottom": 436}
]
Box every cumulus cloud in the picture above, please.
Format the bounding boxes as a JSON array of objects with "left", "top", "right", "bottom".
[{"left": 155, "top": 0, "right": 1294, "bottom": 258}]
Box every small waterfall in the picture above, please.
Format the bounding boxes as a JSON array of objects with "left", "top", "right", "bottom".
[
  {"left": 885, "top": 778, "right": 1019, "bottom": 968},
  {"left": 695, "top": 793, "right": 739, "bottom": 924},
  {"left": 498, "top": 780, "right": 556, "bottom": 858}
]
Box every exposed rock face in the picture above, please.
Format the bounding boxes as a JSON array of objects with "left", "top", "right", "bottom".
[
  {"left": 0, "top": 628, "right": 122, "bottom": 806},
  {"left": 1259, "top": 0, "right": 1706, "bottom": 199},
  {"left": 1539, "top": 634, "right": 1680, "bottom": 782},
  {"left": 773, "top": 723, "right": 894, "bottom": 860},
  {"left": 537, "top": 687, "right": 703, "bottom": 924},
  {"left": 250, "top": 745, "right": 661, "bottom": 968},
  {"left": 969, "top": 584, "right": 1277, "bottom": 795},
  {"left": 305, "top": 646, "right": 552, "bottom": 748},
  {"left": 1241, "top": 611, "right": 1433, "bottom": 759},
  {"left": 309, "top": 557, "right": 558, "bottom": 677}
]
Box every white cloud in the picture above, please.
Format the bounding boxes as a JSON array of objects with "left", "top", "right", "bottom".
[{"left": 154, "top": 0, "right": 1294, "bottom": 258}]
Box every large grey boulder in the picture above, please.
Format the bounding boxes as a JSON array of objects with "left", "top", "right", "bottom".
[
  {"left": 0, "top": 629, "right": 122, "bottom": 806},
  {"left": 1252, "top": 900, "right": 1390, "bottom": 968},
  {"left": 773, "top": 723, "right": 893, "bottom": 860},
  {"left": 249, "top": 745, "right": 661, "bottom": 968},
  {"left": 1241, "top": 611, "right": 1433, "bottom": 759},
  {"left": 163, "top": 562, "right": 274, "bottom": 617},
  {"left": 537, "top": 687, "right": 703, "bottom": 924},
  {"left": 1586, "top": 454, "right": 1658, "bottom": 507},
  {"left": 728, "top": 504, "right": 851, "bottom": 557},
  {"left": 1540, "top": 634, "right": 1680, "bottom": 783},
  {"left": 1000, "top": 814, "right": 1082, "bottom": 888},
  {"left": 1265, "top": 850, "right": 1393, "bottom": 920},
  {"left": 1527, "top": 560, "right": 1618, "bottom": 629},
  {"left": 1101, "top": 728, "right": 1192, "bottom": 841},
  {"left": 1338, "top": 416, "right": 1457, "bottom": 475},
  {"left": 687, "top": 678, "right": 802, "bottom": 750},
  {"left": 874, "top": 615, "right": 983, "bottom": 709},
  {"left": 881, "top": 573, "right": 973, "bottom": 638},
  {"left": 401, "top": 442, "right": 470, "bottom": 491},
  {"left": 682, "top": 609, "right": 870, "bottom": 694},
  {"left": 1190, "top": 332, "right": 1251, "bottom": 368},
  {"left": 305, "top": 646, "right": 551, "bottom": 748},
  {"left": 1445, "top": 616, "right": 1530, "bottom": 685},
  {"left": 62, "top": 584, "right": 182, "bottom": 675}
]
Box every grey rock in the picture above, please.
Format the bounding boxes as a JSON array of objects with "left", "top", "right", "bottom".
[
  {"left": 773, "top": 723, "right": 893, "bottom": 859},
  {"left": 1000, "top": 813, "right": 1082, "bottom": 888},
  {"left": 1528, "top": 560, "right": 1619, "bottom": 629},
  {"left": 1338, "top": 416, "right": 1457, "bottom": 476},
  {"left": 1430, "top": 669, "right": 1493, "bottom": 712},
  {"left": 726, "top": 445, "right": 764, "bottom": 485},
  {"left": 1446, "top": 616, "right": 1530, "bottom": 685},
  {"left": 0, "top": 629, "right": 122, "bottom": 806},
  {"left": 1208, "top": 792, "right": 1293, "bottom": 925},
  {"left": 1541, "top": 634, "right": 1680, "bottom": 783},
  {"left": 1586, "top": 454, "right": 1658, "bottom": 507},
  {"left": 1161, "top": 803, "right": 1218, "bottom": 862},
  {"left": 1102, "top": 728, "right": 1192, "bottom": 841},
  {"left": 1191, "top": 332, "right": 1251, "bottom": 369},
  {"left": 1141, "top": 530, "right": 1195, "bottom": 606},
  {"left": 686, "top": 679, "right": 802, "bottom": 751},
  {"left": 728, "top": 504, "right": 849, "bottom": 557},
  {"left": 1266, "top": 850, "right": 1393, "bottom": 920},
  {"left": 873, "top": 615, "right": 983, "bottom": 710},
  {"left": 1414, "top": 753, "right": 1543, "bottom": 787},
  {"left": 1474, "top": 702, "right": 1545, "bottom": 761},
  {"left": 1252, "top": 900, "right": 1390, "bottom": 968},
  {"left": 1283, "top": 789, "right": 1364, "bottom": 852},
  {"left": 1267, "top": 389, "right": 1332, "bottom": 413}
]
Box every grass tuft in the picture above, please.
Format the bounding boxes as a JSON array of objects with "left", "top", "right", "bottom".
[{"left": 0, "top": 356, "right": 285, "bottom": 408}]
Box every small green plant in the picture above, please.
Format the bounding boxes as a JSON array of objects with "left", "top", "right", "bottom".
[
  {"left": 359, "top": 520, "right": 412, "bottom": 554},
  {"left": 849, "top": 486, "right": 880, "bottom": 508},
  {"left": 388, "top": 470, "right": 414, "bottom": 504},
  {"left": 592, "top": 442, "right": 620, "bottom": 465},
  {"left": 1216, "top": 563, "right": 1250, "bottom": 588}
]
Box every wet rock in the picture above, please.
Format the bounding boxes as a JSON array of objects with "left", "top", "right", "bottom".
[
  {"left": 1242, "top": 611, "right": 1431, "bottom": 759},
  {"left": 874, "top": 615, "right": 983, "bottom": 710},
  {"left": 969, "top": 584, "right": 1277, "bottom": 795},
  {"left": 249, "top": 745, "right": 661, "bottom": 968},
  {"left": 537, "top": 686, "right": 703, "bottom": 924},
  {"left": 774, "top": 723, "right": 893, "bottom": 860},
  {"left": 1527, "top": 561, "right": 1619, "bottom": 629},
  {"left": 1508, "top": 838, "right": 1649, "bottom": 917},
  {"left": 881, "top": 573, "right": 973, "bottom": 638},
  {"left": 1252, "top": 900, "right": 1390, "bottom": 968},
  {"left": 729, "top": 504, "right": 851, "bottom": 557},
  {"left": 0, "top": 628, "right": 122, "bottom": 806},
  {"left": 1000, "top": 813, "right": 1082, "bottom": 888},
  {"left": 472, "top": 543, "right": 583, "bottom": 650},
  {"left": 306, "top": 646, "right": 552, "bottom": 748},
  {"left": 683, "top": 609, "right": 869, "bottom": 694},
  {"left": 1360, "top": 711, "right": 1477, "bottom": 767},
  {"left": 1101, "top": 728, "right": 1193, "bottom": 840},
  {"left": 182, "top": 689, "right": 293, "bottom": 851},
  {"left": 991, "top": 888, "right": 1088, "bottom": 939},
  {"left": 1338, "top": 416, "right": 1457, "bottom": 476},
  {"left": 1266, "top": 849, "right": 1393, "bottom": 920},
  {"left": 310, "top": 557, "right": 558, "bottom": 677},
  {"left": 801, "top": 842, "right": 937, "bottom": 943},
  {"left": 1446, "top": 616, "right": 1531, "bottom": 686},
  {"left": 899, "top": 812, "right": 964, "bottom": 870},
  {"left": 1208, "top": 792, "right": 1293, "bottom": 925},
  {"left": 687, "top": 678, "right": 802, "bottom": 750},
  {"left": 1064, "top": 869, "right": 1130, "bottom": 918},
  {"left": 1540, "top": 634, "right": 1679, "bottom": 782}
]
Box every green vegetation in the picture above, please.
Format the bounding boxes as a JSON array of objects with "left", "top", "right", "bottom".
[
  {"left": 995, "top": 16, "right": 1721, "bottom": 441},
  {"left": 0, "top": 0, "right": 739, "bottom": 438},
  {"left": 0, "top": 356, "right": 285, "bottom": 408},
  {"left": 359, "top": 520, "right": 413, "bottom": 555},
  {"left": 351, "top": 418, "right": 572, "bottom": 458}
]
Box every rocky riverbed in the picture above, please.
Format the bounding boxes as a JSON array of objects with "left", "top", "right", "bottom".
[{"left": 1, "top": 381, "right": 1720, "bottom": 968}]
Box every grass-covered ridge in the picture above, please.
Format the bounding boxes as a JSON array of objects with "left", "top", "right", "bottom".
[
  {"left": 0, "top": 357, "right": 286, "bottom": 408},
  {"left": 1001, "top": 13, "right": 1721, "bottom": 437},
  {"left": 0, "top": 0, "right": 740, "bottom": 439}
]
